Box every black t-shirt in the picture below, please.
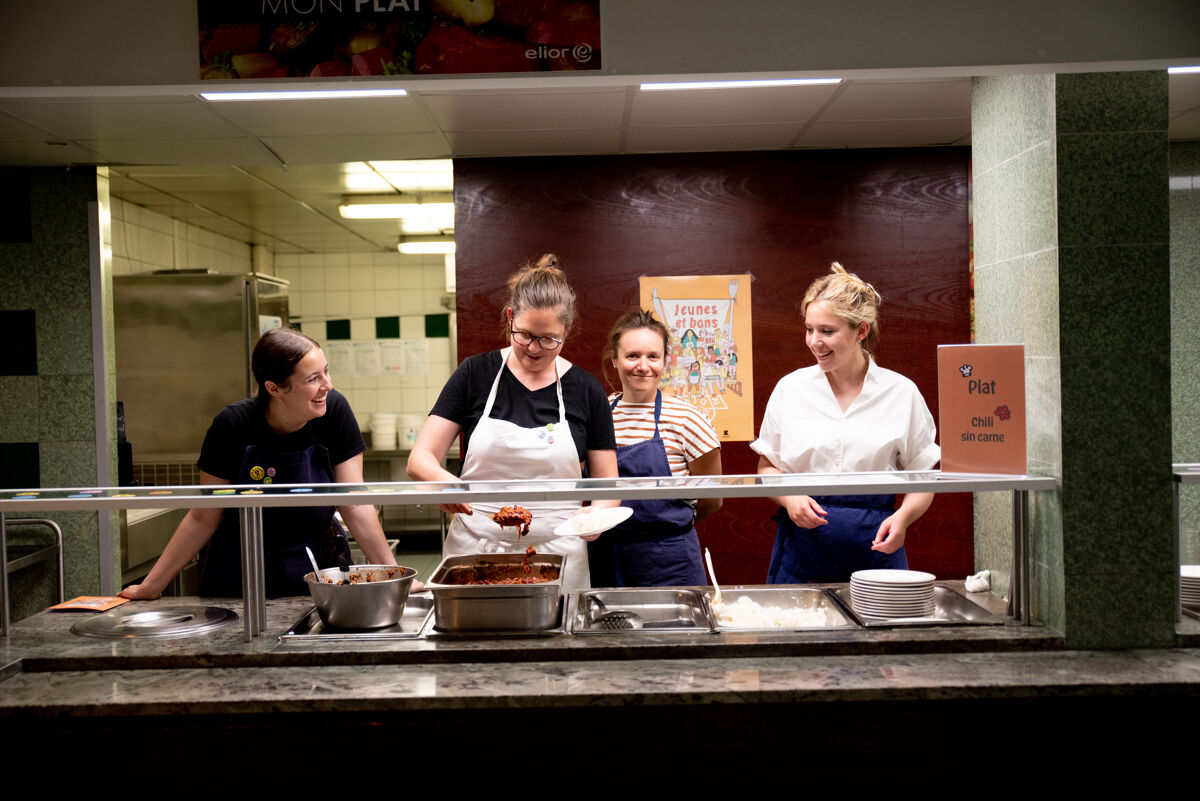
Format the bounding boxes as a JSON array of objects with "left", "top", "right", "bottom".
[
  {"left": 430, "top": 350, "right": 616, "bottom": 461},
  {"left": 197, "top": 389, "right": 365, "bottom": 481}
]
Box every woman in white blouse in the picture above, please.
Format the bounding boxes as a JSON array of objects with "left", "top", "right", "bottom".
[{"left": 751, "top": 263, "right": 940, "bottom": 583}]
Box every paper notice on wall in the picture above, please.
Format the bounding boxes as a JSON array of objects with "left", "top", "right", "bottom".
[
  {"left": 353, "top": 342, "right": 382, "bottom": 377},
  {"left": 638, "top": 274, "right": 754, "bottom": 441},
  {"left": 325, "top": 342, "right": 353, "bottom": 382},
  {"left": 937, "top": 344, "right": 1027, "bottom": 474},
  {"left": 380, "top": 340, "right": 406, "bottom": 373},
  {"left": 403, "top": 339, "right": 429, "bottom": 376}
]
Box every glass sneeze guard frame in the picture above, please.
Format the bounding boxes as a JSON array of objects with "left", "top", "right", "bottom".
[{"left": 0, "top": 471, "right": 1057, "bottom": 639}]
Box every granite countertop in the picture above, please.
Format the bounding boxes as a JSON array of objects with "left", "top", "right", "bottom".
[
  {"left": 2, "top": 582, "right": 1059, "bottom": 672},
  {"left": 3, "top": 584, "right": 1199, "bottom": 720}
]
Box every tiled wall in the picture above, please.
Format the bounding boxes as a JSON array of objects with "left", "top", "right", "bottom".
[
  {"left": 274, "top": 252, "right": 455, "bottom": 434},
  {"left": 110, "top": 197, "right": 252, "bottom": 277},
  {"left": 1172, "top": 141, "right": 1200, "bottom": 564},
  {"left": 972, "top": 73, "right": 1175, "bottom": 648},
  {"left": 971, "top": 74, "right": 1066, "bottom": 633},
  {"left": 0, "top": 167, "right": 117, "bottom": 620}
]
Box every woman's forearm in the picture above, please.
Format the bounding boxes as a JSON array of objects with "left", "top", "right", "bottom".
[
  {"left": 131, "top": 508, "right": 223, "bottom": 596},
  {"left": 338, "top": 504, "right": 396, "bottom": 565}
]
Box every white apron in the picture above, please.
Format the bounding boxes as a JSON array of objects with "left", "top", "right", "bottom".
[{"left": 443, "top": 348, "right": 590, "bottom": 589}]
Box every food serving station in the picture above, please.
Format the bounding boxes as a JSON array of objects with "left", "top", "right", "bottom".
[
  {"left": 8, "top": 471, "right": 1200, "bottom": 793},
  {"left": 0, "top": 470, "right": 1055, "bottom": 640}
]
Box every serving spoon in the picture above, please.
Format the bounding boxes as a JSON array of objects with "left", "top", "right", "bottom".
[{"left": 704, "top": 547, "right": 723, "bottom": 605}]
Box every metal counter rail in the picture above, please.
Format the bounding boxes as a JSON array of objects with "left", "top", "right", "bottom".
[{"left": 0, "top": 471, "right": 1057, "bottom": 638}]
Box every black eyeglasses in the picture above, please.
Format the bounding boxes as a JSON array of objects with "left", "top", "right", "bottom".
[{"left": 511, "top": 329, "right": 564, "bottom": 350}]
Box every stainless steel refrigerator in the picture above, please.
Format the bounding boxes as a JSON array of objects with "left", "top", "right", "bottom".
[{"left": 114, "top": 271, "right": 290, "bottom": 461}]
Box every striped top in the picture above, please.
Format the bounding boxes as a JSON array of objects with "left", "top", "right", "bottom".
[{"left": 609, "top": 392, "right": 721, "bottom": 477}]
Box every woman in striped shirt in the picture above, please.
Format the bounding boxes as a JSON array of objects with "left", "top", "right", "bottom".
[{"left": 588, "top": 309, "right": 723, "bottom": 587}]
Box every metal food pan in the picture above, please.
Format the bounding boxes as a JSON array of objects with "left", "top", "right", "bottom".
[
  {"left": 832, "top": 585, "right": 1004, "bottom": 627},
  {"left": 707, "top": 587, "right": 858, "bottom": 631},
  {"left": 569, "top": 588, "right": 716, "bottom": 634},
  {"left": 427, "top": 553, "right": 564, "bottom": 632}
]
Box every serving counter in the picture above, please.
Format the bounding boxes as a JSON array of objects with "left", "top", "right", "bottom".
[
  {"left": 4, "top": 468, "right": 1200, "bottom": 792},
  {"left": 0, "top": 470, "right": 1056, "bottom": 638}
]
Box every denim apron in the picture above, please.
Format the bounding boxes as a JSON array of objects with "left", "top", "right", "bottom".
[
  {"left": 199, "top": 436, "right": 349, "bottom": 598},
  {"left": 766, "top": 494, "right": 904, "bottom": 584},
  {"left": 588, "top": 391, "right": 705, "bottom": 587}
]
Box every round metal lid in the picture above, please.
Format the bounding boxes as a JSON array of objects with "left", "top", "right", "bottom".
[{"left": 70, "top": 605, "right": 238, "bottom": 639}]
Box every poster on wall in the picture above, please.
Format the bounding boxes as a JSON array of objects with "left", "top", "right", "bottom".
[
  {"left": 638, "top": 275, "right": 754, "bottom": 442},
  {"left": 198, "top": 0, "right": 601, "bottom": 79},
  {"left": 937, "top": 344, "right": 1026, "bottom": 474}
]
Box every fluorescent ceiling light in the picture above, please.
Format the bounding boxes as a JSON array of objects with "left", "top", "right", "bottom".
[
  {"left": 1168, "top": 65, "right": 1200, "bottom": 74},
  {"left": 640, "top": 78, "right": 841, "bottom": 91},
  {"left": 398, "top": 236, "right": 456, "bottom": 255},
  {"left": 338, "top": 194, "right": 453, "bottom": 219},
  {"left": 201, "top": 88, "right": 408, "bottom": 101}
]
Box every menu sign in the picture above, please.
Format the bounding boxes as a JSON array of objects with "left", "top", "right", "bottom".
[
  {"left": 937, "top": 344, "right": 1026, "bottom": 474},
  {"left": 198, "top": 0, "right": 601, "bottom": 79}
]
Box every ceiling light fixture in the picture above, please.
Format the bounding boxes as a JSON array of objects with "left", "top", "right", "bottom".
[
  {"left": 398, "top": 236, "right": 456, "bottom": 255},
  {"left": 338, "top": 193, "right": 454, "bottom": 219},
  {"left": 639, "top": 78, "right": 841, "bottom": 91},
  {"left": 200, "top": 88, "right": 409, "bottom": 101},
  {"left": 1168, "top": 65, "right": 1200, "bottom": 74}
]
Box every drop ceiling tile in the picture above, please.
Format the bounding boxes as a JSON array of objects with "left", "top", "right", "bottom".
[
  {"left": 260, "top": 132, "right": 450, "bottom": 164},
  {"left": 625, "top": 123, "right": 802, "bottom": 153},
  {"left": 629, "top": 84, "right": 839, "bottom": 127},
  {"left": 0, "top": 109, "right": 60, "bottom": 140},
  {"left": 820, "top": 79, "right": 971, "bottom": 121},
  {"left": 1168, "top": 73, "right": 1200, "bottom": 115},
  {"left": 445, "top": 127, "right": 621, "bottom": 156},
  {"left": 1170, "top": 107, "right": 1200, "bottom": 140},
  {"left": 209, "top": 96, "right": 435, "bottom": 137},
  {"left": 1, "top": 98, "right": 243, "bottom": 140},
  {"left": 797, "top": 118, "right": 971, "bottom": 149},
  {"left": 79, "top": 137, "right": 275, "bottom": 164},
  {"left": 0, "top": 139, "right": 105, "bottom": 165},
  {"left": 421, "top": 88, "right": 627, "bottom": 131}
]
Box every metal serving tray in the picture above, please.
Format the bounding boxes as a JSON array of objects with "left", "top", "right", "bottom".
[
  {"left": 832, "top": 585, "right": 1005, "bottom": 627},
  {"left": 569, "top": 588, "right": 716, "bottom": 634},
  {"left": 280, "top": 594, "right": 433, "bottom": 641},
  {"left": 427, "top": 553, "right": 564, "bottom": 632},
  {"left": 423, "top": 595, "right": 566, "bottom": 638},
  {"left": 707, "top": 587, "right": 857, "bottom": 632}
]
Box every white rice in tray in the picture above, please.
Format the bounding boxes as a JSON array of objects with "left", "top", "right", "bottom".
[{"left": 711, "top": 594, "right": 838, "bottom": 628}]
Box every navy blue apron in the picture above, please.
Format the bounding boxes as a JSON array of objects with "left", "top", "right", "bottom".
[
  {"left": 588, "top": 391, "right": 706, "bottom": 587},
  {"left": 199, "top": 435, "right": 350, "bottom": 598},
  {"left": 766, "top": 494, "right": 905, "bottom": 584}
]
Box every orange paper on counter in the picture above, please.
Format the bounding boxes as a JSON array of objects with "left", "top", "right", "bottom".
[
  {"left": 937, "top": 344, "right": 1026, "bottom": 474},
  {"left": 49, "top": 596, "right": 131, "bottom": 613}
]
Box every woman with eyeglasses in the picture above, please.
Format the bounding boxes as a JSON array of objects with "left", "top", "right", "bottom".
[{"left": 406, "top": 253, "right": 618, "bottom": 589}]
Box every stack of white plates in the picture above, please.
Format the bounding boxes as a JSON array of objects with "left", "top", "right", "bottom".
[
  {"left": 849, "top": 569, "right": 936, "bottom": 618},
  {"left": 1182, "top": 565, "right": 1200, "bottom": 609}
]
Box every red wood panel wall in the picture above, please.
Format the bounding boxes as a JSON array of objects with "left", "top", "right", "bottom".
[{"left": 453, "top": 148, "right": 972, "bottom": 583}]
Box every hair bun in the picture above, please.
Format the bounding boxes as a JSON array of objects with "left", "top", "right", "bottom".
[{"left": 536, "top": 253, "right": 559, "bottom": 269}]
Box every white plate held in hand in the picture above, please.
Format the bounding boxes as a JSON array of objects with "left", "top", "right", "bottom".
[{"left": 553, "top": 506, "right": 634, "bottom": 537}]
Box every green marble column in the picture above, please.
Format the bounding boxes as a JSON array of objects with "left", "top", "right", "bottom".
[
  {"left": 1172, "top": 141, "right": 1200, "bottom": 565},
  {"left": 971, "top": 74, "right": 1066, "bottom": 633},
  {"left": 972, "top": 72, "right": 1174, "bottom": 648},
  {"left": 0, "top": 167, "right": 117, "bottom": 620}
]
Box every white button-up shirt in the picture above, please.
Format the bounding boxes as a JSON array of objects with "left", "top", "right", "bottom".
[{"left": 751, "top": 358, "right": 940, "bottom": 474}]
